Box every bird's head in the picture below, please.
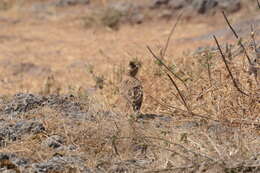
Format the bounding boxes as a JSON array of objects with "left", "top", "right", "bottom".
[{"left": 128, "top": 61, "right": 141, "bottom": 77}]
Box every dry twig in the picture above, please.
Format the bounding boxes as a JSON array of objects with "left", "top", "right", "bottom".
[
  {"left": 222, "top": 11, "right": 252, "bottom": 65},
  {"left": 213, "top": 35, "right": 249, "bottom": 96},
  {"left": 162, "top": 10, "right": 183, "bottom": 58},
  {"left": 147, "top": 46, "right": 188, "bottom": 88},
  {"left": 166, "top": 73, "right": 192, "bottom": 116}
]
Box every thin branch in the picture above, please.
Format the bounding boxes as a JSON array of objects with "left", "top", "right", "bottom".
[
  {"left": 147, "top": 46, "right": 188, "bottom": 89},
  {"left": 213, "top": 35, "right": 249, "bottom": 96},
  {"left": 206, "top": 54, "right": 212, "bottom": 86},
  {"left": 149, "top": 85, "right": 217, "bottom": 121},
  {"left": 162, "top": 10, "right": 183, "bottom": 58},
  {"left": 257, "top": 0, "right": 260, "bottom": 9},
  {"left": 222, "top": 11, "right": 252, "bottom": 64},
  {"left": 166, "top": 73, "right": 192, "bottom": 116},
  {"left": 222, "top": 11, "right": 238, "bottom": 38},
  {"left": 148, "top": 94, "right": 188, "bottom": 113}
]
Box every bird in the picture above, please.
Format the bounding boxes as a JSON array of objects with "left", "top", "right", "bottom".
[{"left": 120, "top": 61, "right": 143, "bottom": 115}]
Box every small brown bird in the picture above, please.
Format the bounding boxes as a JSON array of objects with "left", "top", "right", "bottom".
[{"left": 120, "top": 61, "right": 143, "bottom": 115}]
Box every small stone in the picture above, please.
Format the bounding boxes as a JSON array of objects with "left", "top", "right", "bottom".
[{"left": 42, "top": 135, "right": 64, "bottom": 149}]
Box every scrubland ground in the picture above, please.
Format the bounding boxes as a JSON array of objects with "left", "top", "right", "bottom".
[{"left": 0, "top": 0, "right": 259, "bottom": 172}]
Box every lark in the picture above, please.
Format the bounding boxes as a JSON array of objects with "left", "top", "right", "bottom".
[{"left": 120, "top": 61, "right": 143, "bottom": 115}]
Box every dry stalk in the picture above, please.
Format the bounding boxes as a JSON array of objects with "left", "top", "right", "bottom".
[
  {"left": 162, "top": 10, "right": 183, "bottom": 58},
  {"left": 148, "top": 47, "right": 217, "bottom": 120},
  {"left": 206, "top": 54, "right": 212, "bottom": 86},
  {"left": 148, "top": 94, "right": 188, "bottom": 114},
  {"left": 222, "top": 11, "right": 252, "bottom": 65},
  {"left": 147, "top": 46, "right": 188, "bottom": 89},
  {"left": 213, "top": 35, "right": 249, "bottom": 96},
  {"left": 166, "top": 73, "right": 192, "bottom": 116}
]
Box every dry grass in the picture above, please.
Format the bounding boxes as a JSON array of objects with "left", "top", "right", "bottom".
[{"left": 0, "top": 1, "right": 259, "bottom": 172}]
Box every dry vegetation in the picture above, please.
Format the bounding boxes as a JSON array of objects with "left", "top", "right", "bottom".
[{"left": 0, "top": 0, "right": 259, "bottom": 172}]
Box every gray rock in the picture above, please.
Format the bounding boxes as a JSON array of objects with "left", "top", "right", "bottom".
[
  {"left": 43, "top": 94, "right": 92, "bottom": 120},
  {"left": 0, "top": 153, "right": 29, "bottom": 172},
  {"left": 218, "top": 0, "right": 241, "bottom": 13},
  {"left": 178, "top": 121, "right": 200, "bottom": 129},
  {"left": 150, "top": 0, "right": 170, "bottom": 9},
  {"left": 1, "top": 93, "right": 93, "bottom": 120},
  {"left": 108, "top": 2, "right": 144, "bottom": 24},
  {"left": 192, "top": 0, "right": 218, "bottom": 14},
  {"left": 150, "top": 0, "right": 190, "bottom": 9},
  {"left": 3, "top": 93, "right": 44, "bottom": 116},
  {"left": 31, "top": 154, "right": 87, "bottom": 173},
  {"left": 158, "top": 9, "right": 173, "bottom": 19},
  {"left": 168, "top": 0, "right": 187, "bottom": 9},
  {"left": 129, "top": 13, "right": 144, "bottom": 24},
  {"left": 150, "top": 0, "right": 241, "bottom": 14},
  {"left": 0, "top": 121, "right": 45, "bottom": 144},
  {"left": 41, "top": 135, "right": 65, "bottom": 149},
  {"left": 191, "top": 0, "right": 241, "bottom": 14},
  {"left": 55, "top": 0, "right": 90, "bottom": 6}
]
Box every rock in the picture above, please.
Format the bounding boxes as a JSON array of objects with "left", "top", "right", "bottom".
[
  {"left": 218, "top": 0, "right": 241, "bottom": 13},
  {"left": 107, "top": 2, "right": 144, "bottom": 24},
  {"left": 178, "top": 121, "right": 200, "bottom": 129},
  {"left": 41, "top": 135, "right": 65, "bottom": 149},
  {"left": 43, "top": 94, "right": 91, "bottom": 120},
  {"left": 3, "top": 93, "right": 45, "bottom": 116},
  {"left": 31, "top": 154, "right": 88, "bottom": 173},
  {"left": 168, "top": 0, "right": 187, "bottom": 9},
  {"left": 150, "top": 0, "right": 189, "bottom": 10},
  {"left": 0, "top": 153, "right": 29, "bottom": 172},
  {"left": 1, "top": 93, "right": 92, "bottom": 120},
  {"left": 191, "top": 0, "right": 218, "bottom": 14},
  {"left": 108, "top": 2, "right": 134, "bottom": 15},
  {"left": 191, "top": 0, "right": 241, "bottom": 14},
  {"left": 150, "top": 0, "right": 170, "bottom": 9},
  {"left": 150, "top": 0, "right": 241, "bottom": 14},
  {"left": 0, "top": 153, "right": 93, "bottom": 172},
  {"left": 129, "top": 13, "right": 144, "bottom": 24},
  {"left": 0, "top": 121, "right": 45, "bottom": 145},
  {"left": 55, "top": 0, "right": 90, "bottom": 6},
  {"left": 108, "top": 159, "right": 151, "bottom": 173},
  {"left": 14, "top": 121, "right": 45, "bottom": 134},
  {"left": 158, "top": 9, "right": 173, "bottom": 20}
]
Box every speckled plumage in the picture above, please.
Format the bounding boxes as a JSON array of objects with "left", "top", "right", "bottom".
[{"left": 120, "top": 61, "right": 143, "bottom": 114}]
